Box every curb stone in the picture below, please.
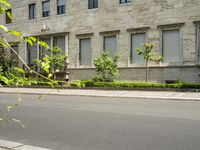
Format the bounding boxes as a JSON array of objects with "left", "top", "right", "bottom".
[
  {"left": 0, "top": 87, "right": 200, "bottom": 101},
  {"left": 0, "top": 140, "right": 51, "bottom": 150}
]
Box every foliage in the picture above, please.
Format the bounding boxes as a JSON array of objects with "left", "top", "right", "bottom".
[
  {"left": 93, "top": 51, "right": 119, "bottom": 82},
  {"left": 71, "top": 80, "right": 200, "bottom": 89},
  {"left": 0, "top": 0, "right": 59, "bottom": 127},
  {"left": 0, "top": 48, "right": 18, "bottom": 76},
  {"left": 34, "top": 46, "right": 67, "bottom": 79},
  {"left": 136, "top": 43, "right": 162, "bottom": 82}
]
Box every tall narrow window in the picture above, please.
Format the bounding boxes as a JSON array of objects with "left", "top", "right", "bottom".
[
  {"left": 162, "top": 30, "right": 181, "bottom": 63},
  {"left": 104, "top": 36, "right": 117, "bottom": 58},
  {"left": 42, "top": 0, "right": 50, "bottom": 17},
  {"left": 79, "top": 38, "right": 92, "bottom": 66},
  {"left": 11, "top": 45, "right": 19, "bottom": 66},
  {"left": 53, "top": 36, "right": 66, "bottom": 71},
  {"left": 88, "top": 0, "right": 98, "bottom": 9},
  {"left": 5, "top": 9, "right": 12, "bottom": 24},
  {"left": 120, "top": 0, "right": 131, "bottom": 4},
  {"left": 198, "top": 27, "right": 200, "bottom": 62},
  {"left": 27, "top": 44, "right": 38, "bottom": 67},
  {"left": 57, "top": 0, "right": 65, "bottom": 15},
  {"left": 131, "top": 33, "right": 146, "bottom": 64},
  {"left": 53, "top": 36, "right": 66, "bottom": 55},
  {"left": 29, "top": 3, "right": 36, "bottom": 20},
  {"left": 40, "top": 38, "right": 51, "bottom": 59}
]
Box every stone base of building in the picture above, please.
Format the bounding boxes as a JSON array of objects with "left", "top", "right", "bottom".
[{"left": 68, "top": 66, "right": 200, "bottom": 83}]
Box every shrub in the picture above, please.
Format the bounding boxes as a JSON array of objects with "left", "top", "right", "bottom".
[{"left": 93, "top": 52, "right": 119, "bottom": 82}]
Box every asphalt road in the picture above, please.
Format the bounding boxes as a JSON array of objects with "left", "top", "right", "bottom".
[{"left": 0, "top": 93, "right": 200, "bottom": 150}]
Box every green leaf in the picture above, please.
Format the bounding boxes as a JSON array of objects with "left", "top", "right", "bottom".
[
  {"left": 28, "top": 36, "right": 37, "bottom": 42},
  {"left": 0, "top": 6, "right": 5, "bottom": 14},
  {"left": 25, "top": 38, "right": 33, "bottom": 46},
  {"left": 0, "top": 25, "right": 8, "bottom": 32},
  {"left": 48, "top": 73, "right": 53, "bottom": 78},
  {"left": 14, "top": 67, "right": 25, "bottom": 74},
  {"left": 0, "top": 40, "right": 8, "bottom": 47},
  {"left": 25, "top": 36, "right": 37, "bottom": 46},
  {"left": 0, "top": 75, "right": 9, "bottom": 85},
  {"left": 0, "top": 0, "right": 11, "bottom": 8},
  {"left": 8, "top": 30, "right": 21, "bottom": 36},
  {"left": 6, "top": 10, "right": 12, "bottom": 19},
  {"left": 38, "top": 41, "right": 50, "bottom": 49}
]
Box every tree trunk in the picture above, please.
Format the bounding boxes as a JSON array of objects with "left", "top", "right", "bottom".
[{"left": 146, "top": 59, "right": 149, "bottom": 82}]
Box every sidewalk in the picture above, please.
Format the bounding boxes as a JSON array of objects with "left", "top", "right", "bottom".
[
  {"left": 0, "top": 87, "right": 200, "bottom": 101},
  {"left": 0, "top": 139, "right": 51, "bottom": 150}
]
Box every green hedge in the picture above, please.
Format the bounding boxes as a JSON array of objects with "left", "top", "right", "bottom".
[
  {"left": 22, "top": 80, "right": 68, "bottom": 87},
  {"left": 71, "top": 80, "right": 200, "bottom": 89}
]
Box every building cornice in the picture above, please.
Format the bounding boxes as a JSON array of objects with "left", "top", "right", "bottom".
[
  {"left": 25, "top": 32, "right": 70, "bottom": 37},
  {"left": 99, "top": 30, "right": 120, "bottom": 35},
  {"left": 126, "top": 27, "right": 150, "bottom": 32},
  {"left": 75, "top": 32, "right": 94, "bottom": 38},
  {"left": 193, "top": 21, "right": 200, "bottom": 26}
]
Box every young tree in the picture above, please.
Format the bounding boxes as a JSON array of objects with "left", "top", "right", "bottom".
[
  {"left": 136, "top": 43, "right": 162, "bottom": 82},
  {"left": 93, "top": 51, "right": 119, "bottom": 82},
  {"left": 34, "top": 46, "right": 67, "bottom": 79}
]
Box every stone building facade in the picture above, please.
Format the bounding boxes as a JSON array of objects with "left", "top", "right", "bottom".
[{"left": 1, "top": 0, "right": 200, "bottom": 82}]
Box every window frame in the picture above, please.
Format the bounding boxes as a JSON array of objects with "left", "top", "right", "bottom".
[
  {"left": 161, "top": 28, "right": 182, "bottom": 64},
  {"left": 5, "top": 9, "right": 12, "bottom": 24},
  {"left": 130, "top": 32, "right": 147, "bottom": 65},
  {"left": 79, "top": 38, "right": 92, "bottom": 67},
  {"left": 42, "top": 0, "right": 50, "bottom": 18},
  {"left": 196, "top": 25, "right": 200, "bottom": 63},
  {"left": 158, "top": 23, "right": 184, "bottom": 65},
  {"left": 119, "top": 0, "right": 132, "bottom": 4},
  {"left": 27, "top": 43, "right": 39, "bottom": 70},
  {"left": 57, "top": 0, "right": 65, "bottom": 15},
  {"left": 126, "top": 27, "right": 150, "bottom": 67},
  {"left": 27, "top": 34, "right": 67, "bottom": 71},
  {"left": 88, "top": 0, "right": 98, "bottom": 9},
  {"left": 28, "top": 3, "right": 36, "bottom": 20},
  {"left": 103, "top": 35, "right": 117, "bottom": 58}
]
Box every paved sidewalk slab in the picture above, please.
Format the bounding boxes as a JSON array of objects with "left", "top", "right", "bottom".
[
  {"left": 0, "top": 140, "right": 23, "bottom": 149},
  {"left": 0, "top": 87, "right": 200, "bottom": 101},
  {"left": 0, "top": 139, "right": 51, "bottom": 150}
]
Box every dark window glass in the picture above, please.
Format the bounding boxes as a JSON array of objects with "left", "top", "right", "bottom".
[
  {"left": 29, "top": 3, "right": 36, "bottom": 20},
  {"left": 120, "top": 0, "right": 131, "bottom": 4},
  {"left": 39, "top": 37, "right": 51, "bottom": 59},
  {"left": 42, "top": 0, "right": 50, "bottom": 17},
  {"left": 27, "top": 44, "right": 38, "bottom": 68},
  {"left": 53, "top": 36, "right": 66, "bottom": 71},
  {"left": 57, "top": 0, "right": 65, "bottom": 15},
  {"left": 198, "top": 27, "right": 200, "bottom": 62},
  {"left": 11, "top": 45, "right": 19, "bottom": 66},
  {"left": 5, "top": 9, "right": 12, "bottom": 24},
  {"left": 88, "top": 0, "right": 98, "bottom": 9}
]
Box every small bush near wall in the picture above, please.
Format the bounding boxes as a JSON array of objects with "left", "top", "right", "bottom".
[{"left": 93, "top": 52, "right": 119, "bottom": 82}]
